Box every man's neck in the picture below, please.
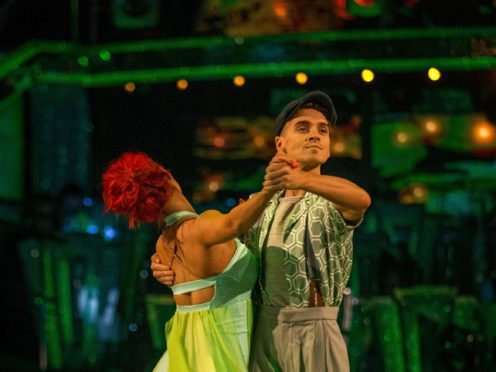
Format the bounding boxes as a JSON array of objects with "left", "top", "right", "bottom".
[
  {"left": 301, "top": 163, "right": 322, "bottom": 174},
  {"left": 284, "top": 189, "right": 305, "bottom": 197}
]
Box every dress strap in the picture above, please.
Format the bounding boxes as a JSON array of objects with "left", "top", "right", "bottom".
[
  {"left": 169, "top": 239, "right": 246, "bottom": 296},
  {"left": 171, "top": 276, "right": 217, "bottom": 295},
  {"left": 164, "top": 211, "right": 198, "bottom": 227}
]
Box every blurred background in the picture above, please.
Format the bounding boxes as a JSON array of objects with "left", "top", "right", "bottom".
[{"left": 0, "top": 0, "right": 495, "bottom": 371}]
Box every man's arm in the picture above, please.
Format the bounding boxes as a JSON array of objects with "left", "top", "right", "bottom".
[
  {"left": 263, "top": 156, "right": 371, "bottom": 222},
  {"left": 151, "top": 253, "right": 175, "bottom": 286},
  {"left": 300, "top": 173, "right": 370, "bottom": 221}
]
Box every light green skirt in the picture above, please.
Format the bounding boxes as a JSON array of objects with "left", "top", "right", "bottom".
[{"left": 154, "top": 298, "right": 253, "bottom": 372}]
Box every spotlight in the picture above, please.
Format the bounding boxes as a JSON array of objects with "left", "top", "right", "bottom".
[
  {"left": 428, "top": 68, "right": 441, "bottom": 81},
  {"left": 411, "top": 184, "right": 427, "bottom": 199},
  {"left": 472, "top": 121, "right": 495, "bottom": 144},
  {"left": 99, "top": 49, "right": 112, "bottom": 62},
  {"left": 332, "top": 140, "right": 346, "bottom": 154},
  {"left": 213, "top": 136, "right": 225, "bottom": 148},
  {"left": 361, "top": 69, "right": 374, "bottom": 83},
  {"left": 273, "top": 3, "right": 288, "bottom": 18},
  {"left": 424, "top": 120, "right": 440, "bottom": 134},
  {"left": 394, "top": 131, "right": 410, "bottom": 145},
  {"left": 295, "top": 72, "right": 308, "bottom": 85},
  {"left": 78, "top": 56, "right": 89, "bottom": 67},
  {"left": 176, "top": 79, "right": 188, "bottom": 90},
  {"left": 253, "top": 136, "right": 265, "bottom": 147},
  {"left": 124, "top": 82, "right": 136, "bottom": 93},
  {"left": 233, "top": 76, "right": 245, "bottom": 87},
  {"left": 208, "top": 181, "right": 220, "bottom": 192}
]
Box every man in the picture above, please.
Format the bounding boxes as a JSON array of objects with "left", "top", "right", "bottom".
[{"left": 152, "top": 91, "right": 371, "bottom": 371}]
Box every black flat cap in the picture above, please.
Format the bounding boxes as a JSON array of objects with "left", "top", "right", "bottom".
[{"left": 275, "top": 91, "right": 337, "bottom": 135}]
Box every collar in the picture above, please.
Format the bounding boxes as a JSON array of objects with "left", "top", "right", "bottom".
[{"left": 269, "top": 190, "right": 315, "bottom": 205}]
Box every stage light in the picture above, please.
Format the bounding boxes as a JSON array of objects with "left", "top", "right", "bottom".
[
  {"left": 213, "top": 135, "right": 225, "bottom": 148},
  {"left": 394, "top": 131, "right": 409, "bottom": 145},
  {"left": 412, "top": 184, "right": 427, "bottom": 199},
  {"left": 233, "top": 75, "right": 245, "bottom": 87},
  {"left": 99, "top": 49, "right": 112, "bottom": 62},
  {"left": 128, "top": 323, "right": 138, "bottom": 332},
  {"left": 333, "top": 140, "right": 346, "bottom": 154},
  {"left": 86, "top": 224, "right": 99, "bottom": 234},
  {"left": 253, "top": 136, "right": 265, "bottom": 147},
  {"left": 428, "top": 67, "right": 441, "bottom": 81},
  {"left": 78, "top": 56, "right": 89, "bottom": 67},
  {"left": 124, "top": 82, "right": 136, "bottom": 93},
  {"left": 103, "top": 226, "right": 117, "bottom": 241},
  {"left": 419, "top": 118, "right": 443, "bottom": 140},
  {"left": 295, "top": 72, "right": 308, "bottom": 85},
  {"left": 399, "top": 184, "right": 428, "bottom": 204},
  {"left": 273, "top": 2, "right": 288, "bottom": 18},
  {"left": 176, "top": 79, "right": 188, "bottom": 90},
  {"left": 424, "top": 120, "right": 440, "bottom": 134},
  {"left": 472, "top": 121, "right": 495, "bottom": 144},
  {"left": 208, "top": 181, "right": 220, "bottom": 192},
  {"left": 361, "top": 69, "right": 374, "bottom": 83}
]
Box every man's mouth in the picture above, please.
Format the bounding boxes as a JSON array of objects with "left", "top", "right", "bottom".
[{"left": 306, "top": 145, "right": 322, "bottom": 150}]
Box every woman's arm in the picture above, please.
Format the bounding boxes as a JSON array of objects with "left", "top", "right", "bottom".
[{"left": 188, "top": 189, "right": 275, "bottom": 247}]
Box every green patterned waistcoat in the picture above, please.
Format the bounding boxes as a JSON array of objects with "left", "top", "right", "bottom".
[{"left": 245, "top": 190, "right": 358, "bottom": 308}]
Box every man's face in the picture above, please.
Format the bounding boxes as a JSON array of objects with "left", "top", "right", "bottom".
[{"left": 275, "top": 108, "right": 331, "bottom": 170}]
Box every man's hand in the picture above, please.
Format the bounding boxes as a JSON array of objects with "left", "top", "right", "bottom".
[
  {"left": 151, "top": 253, "right": 175, "bottom": 287},
  {"left": 263, "top": 154, "right": 308, "bottom": 191}
]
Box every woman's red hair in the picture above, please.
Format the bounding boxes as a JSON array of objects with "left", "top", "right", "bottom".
[{"left": 102, "top": 152, "right": 172, "bottom": 228}]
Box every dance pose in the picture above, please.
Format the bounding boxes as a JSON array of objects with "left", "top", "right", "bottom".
[
  {"left": 102, "top": 152, "right": 280, "bottom": 371},
  {"left": 152, "top": 91, "right": 371, "bottom": 371}
]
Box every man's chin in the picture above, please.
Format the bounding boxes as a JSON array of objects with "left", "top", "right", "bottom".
[{"left": 299, "top": 158, "right": 325, "bottom": 171}]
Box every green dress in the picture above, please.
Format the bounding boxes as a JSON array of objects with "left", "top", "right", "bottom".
[{"left": 154, "top": 212, "right": 258, "bottom": 372}]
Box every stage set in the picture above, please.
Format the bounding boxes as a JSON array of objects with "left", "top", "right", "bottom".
[{"left": 0, "top": 1, "right": 495, "bottom": 371}]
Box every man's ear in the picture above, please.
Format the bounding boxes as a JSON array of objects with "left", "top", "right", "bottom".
[{"left": 275, "top": 136, "right": 286, "bottom": 153}]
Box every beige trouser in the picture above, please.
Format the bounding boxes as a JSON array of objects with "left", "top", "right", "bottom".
[{"left": 249, "top": 305, "right": 350, "bottom": 372}]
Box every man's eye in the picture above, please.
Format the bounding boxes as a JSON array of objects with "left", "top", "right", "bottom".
[{"left": 297, "top": 127, "right": 307, "bottom": 132}]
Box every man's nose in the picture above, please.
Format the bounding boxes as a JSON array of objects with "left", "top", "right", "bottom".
[{"left": 308, "top": 132, "right": 320, "bottom": 141}]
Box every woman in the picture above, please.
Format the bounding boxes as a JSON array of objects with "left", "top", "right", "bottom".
[{"left": 102, "top": 152, "right": 276, "bottom": 371}]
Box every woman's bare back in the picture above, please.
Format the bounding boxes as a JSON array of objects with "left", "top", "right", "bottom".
[{"left": 155, "top": 219, "right": 237, "bottom": 306}]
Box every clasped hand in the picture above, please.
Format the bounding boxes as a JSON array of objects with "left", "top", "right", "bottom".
[{"left": 263, "top": 154, "right": 307, "bottom": 191}]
